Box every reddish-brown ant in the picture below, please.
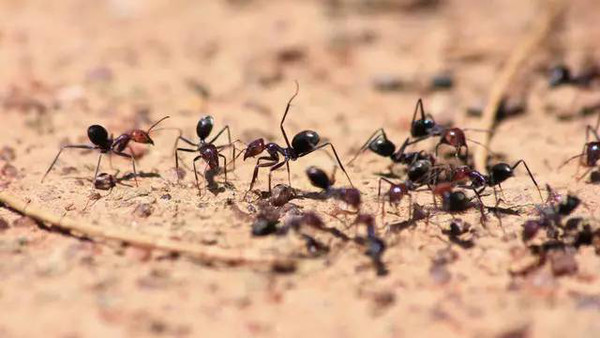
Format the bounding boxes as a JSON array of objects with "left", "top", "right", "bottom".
[
  {"left": 306, "top": 166, "right": 361, "bottom": 210},
  {"left": 559, "top": 113, "right": 600, "bottom": 180},
  {"left": 377, "top": 177, "right": 414, "bottom": 222},
  {"left": 175, "top": 115, "right": 242, "bottom": 194},
  {"left": 242, "top": 82, "right": 352, "bottom": 194},
  {"left": 42, "top": 116, "right": 169, "bottom": 186},
  {"left": 353, "top": 213, "right": 387, "bottom": 276}
]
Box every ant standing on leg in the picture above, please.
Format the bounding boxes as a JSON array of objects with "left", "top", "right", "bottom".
[
  {"left": 242, "top": 82, "right": 352, "bottom": 196},
  {"left": 559, "top": 113, "right": 600, "bottom": 181},
  {"left": 175, "top": 115, "right": 242, "bottom": 194},
  {"left": 42, "top": 116, "right": 170, "bottom": 187}
]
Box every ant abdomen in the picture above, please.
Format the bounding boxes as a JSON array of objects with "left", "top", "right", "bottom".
[
  {"left": 369, "top": 137, "right": 396, "bottom": 157},
  {"left": 196, "top": 116, "right": 214, "bottom": 140},
  {"left": 306, "top": 166, "right": 332, "bottom": 190},
  {"left": 87, "top": 125, "right": 110, "bottom": 148},
  {"left": 292, "top": 130, "right": 320, "bottom": 153}
]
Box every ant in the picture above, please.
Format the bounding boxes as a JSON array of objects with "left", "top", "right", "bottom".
[
  {"left": 450, "top": 161, "right": 543, "bottom": 202},
  {"left": 353, "top": 213, "right": 387, "bottom": 276},
  {"left": 559, "top": 113, "right": 600, "bottom": 180},
  {"left": 348, "top": 133, "right": 435, "bottom": 167},
  {"left": 549, "top": 64, "right": 599, "bottom": 88},
  {"left": 242, "top": 82, "right": 352, "bottom": 195},
  {"left": 306, "top": 166, "right": 361, "bottom": 210},
  {"left": 523, "top": 185, "right": 582, "bottom": 241},
  {"left": 377, "top": 177, "right": 415, "bottom": 222},
  {"left": 175, "top": 115, "right": 242, "bottom": 194},
  {"left": 42, "top": 116, "right": 169, "bottom": 186},
  {"left": 408, "top": 98, "right": 492, "bottom": 159}
]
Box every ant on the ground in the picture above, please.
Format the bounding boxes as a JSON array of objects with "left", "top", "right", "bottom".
[
  {"left": 559, "top": 113, "right": 600, "bottom": 181},
  {"left": 377, "top": 177, "right": 415, "bottom": 222},
  {"left": 42, "top": 116, "right": 170, "bottom": 186},
  {"left": 175, "top": 115, "right": 243, "bottom": 194},
  {"left": 549, "top": 64, "right": 599, "bottom": 88},
  {"left": 353, "top": 213, "right": 387, "bottom": 276},
  {"left": 305, "top": 166, "right": 361, "bottom": 210},
  {"left": 242, "top": 82, "right": 352, "bottom": 195}
]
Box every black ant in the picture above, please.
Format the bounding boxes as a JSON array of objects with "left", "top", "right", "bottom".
[
  {"left": 242, "top": 82, "right": 352, "bottom": 195},
  {"left": 449, "top": 161, "right": 543, "bottom": 202},
  {"left": 549, "top": 64, "right": 599, "bottom": 88},
  {"left": 175, "top": 115, "right": 242, "bottom": 194},
  {"left": 348, "top": 133, "right": 435, "bottom": 167},
  {"left": 353, "top": 213, "right": 387, "bottom": 276},
  {"left": 559, "top": 113, "right": 600, "bottom": 180},
  {"left": 523, "top": 185, "right": 582, "bottom": 241},
  {"left": 306, "top": 166, "right": 361, "bottom": 210},
  {"left": 42, "top": 116, "right": 170, "bottom": 186}
]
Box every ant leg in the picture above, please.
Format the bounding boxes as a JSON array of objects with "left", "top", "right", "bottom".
[
  {"left": 412, "top": 98, "right": 426, "bottom": 123},
  {"left": 377, "top": 177, "right": 394, "bottom": 201},
  {"left": 280, "top": 81, "right": 300, "bottom": 149},
  {"left": 267, "top": 160, "right": 288, "bottom": 193},
  {"left": 511, "top": 160, "right": 543, "bottom": 202},
  {"left": 93, "top": 153, "right": 103, "bottom": 181},
  {"left": 247, "top": 157, "right": 278, "bottom": 193},
  {"left": 347, "top": 128, "right": 387, "bottom": 165},
  {"left": 584, "top": 114, "right": 600, "bottom": 143},
  {"left": 41, "top": 145, "right": 97, "bottom": 183},
  {"left": 113, "top": 151, "right": 138, "bottom": 187},
  {"left": 576, "top": 167, "right": 593, "bottom": 182},
  {"left": 209, "top": 125, "right": 236, "bottom": 169},
  {"left": 192, "top": 155, "right": 206, "bottom": 195},
  {"left": 217, "top": 139, "right": 246, "bottom": 170},
  {"left": 299, "top": 142, "right": 353, "bottom": 187},
  {"left": 286, "top": 161, "right": 291, "bottom": 186},
  {"left": 434, "top": 142, "right": 442, "bottom": 157},
  {"left": 175, "top": 148, "right": 196, "bottom": 182},
  {"left": 218, "top": 153, "right": 228, "bottom": 182}
]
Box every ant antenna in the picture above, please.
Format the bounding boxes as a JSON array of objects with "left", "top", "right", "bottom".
[
  {"left": 147, "top": 116, "right": 171, "bottom": 133},
  {"left": 280, "top": 81, "right": 300, "bottom": 149},
  {"left": 557, "top": 153, "right": 584, "bottom": 170},
  {"left": 413, "top": 98, "right": 425, "bottom": 122}
]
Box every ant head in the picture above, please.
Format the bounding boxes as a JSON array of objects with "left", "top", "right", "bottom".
[
  {"left": 200, "top": 144, "right": 219, "bottom": 169},
  {"left": 452, "top": 165, "right": 472, "bottom": 181},
  {"left": 243, "top": 138, "right": 266, "bottom": 160},
  {"left": 585, "top": 142, "right": 600, "bottom": 166},
  {"left": 489, "top": 163, "right": 513, "bottom": 185},
  {"left": 549, "top": 64, "right": 571, "bottom": 87},
  {"left": 131, "top": 115, "right": 170, "bottom": 145},
  {"left": 341, "top": 188, "right": 361, "bottom": 209},
  {"left": 369, "top": 136, "right": 396, "bottom": 157},
  {"left": 130, "top": 130, "right": 154, "bottom": 145},
  {"left": 558, "top": 195, "right": 580, "bottom": 216},
  {"left": 441, "top": 128, "right": 467, "bottom": 147},
  {"left": 442, "top": 190, "right": 470, "bottom": 212},
  {"left": 388, "top": 184, "right": 408, "bottom": 203},
  {"left": 196, "top": 115, "right": 214, "bottom": 141},
  {"left": 87, "top": 125, "right": 110, "bottom": 147},
  {"left": 292, "top": 130, "right": 320, "bottom": 154},
  {"left": 411, "top": 119, "right": 436, "bottom": 138},
  {"left": 306, "top": 166, "right": 332, "bottom": 190},
  {"left": 408, "top": 159, "right": 431, "bottom": 182}
]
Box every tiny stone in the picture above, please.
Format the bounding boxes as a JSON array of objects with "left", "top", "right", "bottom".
[
  {"left": 270, "top": 184, "right": 295, "bottom": 207},
  {"left": 94, "top": 173, "right": 116, "bottom": 190},
  {"left": 1, "top": 163, "right": 18, "bottom": 178},
  {"left": 133, "top": 203, "right": 154, "bottom": 218},
  {"left": 13, "top": 216, "right": 37, "bottom": 228},
  {"left": 0, "top": 146, "right": 16, "bottom": 162}
]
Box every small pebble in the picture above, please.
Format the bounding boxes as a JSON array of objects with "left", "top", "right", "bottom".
[
  {"left": 94, "top": 173, "right": 116, "bottom": 190},
  {"left": 0, "top": 146, "right": 16, "bottom": 162},
  {"left": 134, "top": 203, "right": 154, "bottom": 218},
  {"left": 270, "top": 184, "right": 295, "bottom": 206}
]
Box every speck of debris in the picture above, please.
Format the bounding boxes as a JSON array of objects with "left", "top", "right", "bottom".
[
  {"left": 372, "top": 74, "right": 404, "bottom": 92},
  {"left": 0, "top": 217, "right": 9, "bottom": 231},
  {"left": 1, "top": 163, "right": 18, "bottom": 178},
  {"left": 270, "top": 184, "right": 295, "bottom": 206},
  {"left": 0, "top": 146, "right": 16, "bottom": 162},
  {"left": 134, "top": 203, "right": 154, "bottom": 218},
  {"left": 13, "top": 216, "right": 37, "bottom": 228},
  {"left": 160, "top": 194, "right": 172, "bottom": 201},
  {"left": 94, "top": 173, "right": 116, "bottom": 190},
  {"left": 548, "top": 249, "right": 578, "bottom": 276}
]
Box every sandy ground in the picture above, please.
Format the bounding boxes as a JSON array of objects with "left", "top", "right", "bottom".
[{"left": 1, "top": 0, "right": 600, "bottom": 337}]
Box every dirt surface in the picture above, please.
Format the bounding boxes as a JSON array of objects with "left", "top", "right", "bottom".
[{"left": 1, "top": 0, "right": 600, "bottom": 337}]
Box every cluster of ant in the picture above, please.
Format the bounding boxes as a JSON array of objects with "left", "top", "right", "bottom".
[{"left": 41, "top": 78, "right": 600, "bottom": 276}]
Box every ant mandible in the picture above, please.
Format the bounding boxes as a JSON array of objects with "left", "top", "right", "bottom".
[
  {"left": 559, "top": 113, "right": 600, "bottom": 180},
  {"left": 242, "top": 82, "right": 352, "bottom": 195},
  {"left": 42, "top": 116, "right": 170, "bottom": 186},
  {"left": 175, "top": 115, "right": 242, "bottom": 194}
]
